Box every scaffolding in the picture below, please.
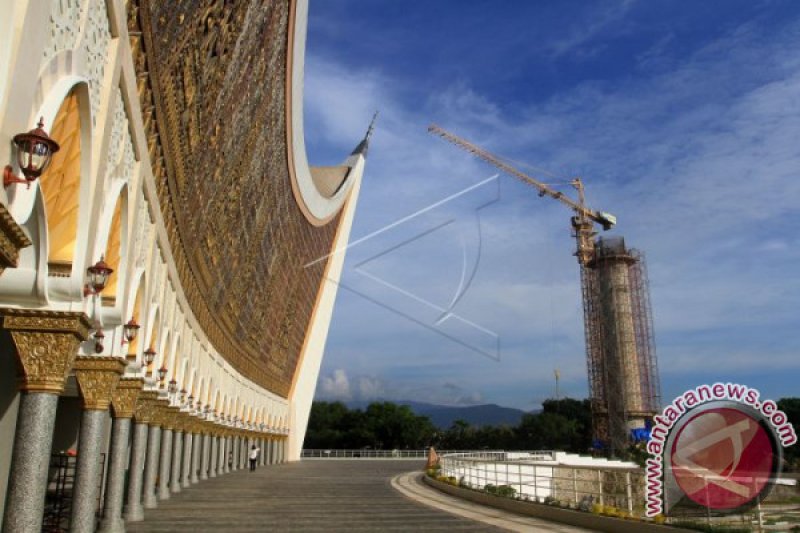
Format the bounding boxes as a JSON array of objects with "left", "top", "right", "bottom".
[
  {"left": 582, "top": 237, "right": 660, "bottom": 455},
  {"left": 426, "top": 125, "right": 661, "bottom": 454}
]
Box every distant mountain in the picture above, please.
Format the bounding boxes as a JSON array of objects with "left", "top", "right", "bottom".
[{"left": 343, "top": 399, "right": 531, "bottom": 428}]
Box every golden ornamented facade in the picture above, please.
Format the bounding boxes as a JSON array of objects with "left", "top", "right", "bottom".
[{"left": 0, "top": 0, "right": 366, "bottom": 529}]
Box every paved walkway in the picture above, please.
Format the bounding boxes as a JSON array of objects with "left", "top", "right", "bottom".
[
  {"left": 127, "top": 460, "right": 595, "bottom": 532},
  {"left": 128, "top": 460, "right": 500, "bottom": 532},
  {"left": 392, "top": 471, "right": 594, "bottom": 533}
]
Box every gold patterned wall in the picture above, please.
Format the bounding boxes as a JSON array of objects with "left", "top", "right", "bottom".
[{"left": 128, "top": 0, "right": 340, "bottom": 397}]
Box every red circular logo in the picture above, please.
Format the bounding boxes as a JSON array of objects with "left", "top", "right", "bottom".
[{"left": 670, "top": 407, "right": 776, "bottom": 510}]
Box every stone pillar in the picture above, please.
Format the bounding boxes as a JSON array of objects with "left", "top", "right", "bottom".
[
  {"left": 230, "top": 435, "right": 237, "bottom": 471},
  {"left": 125, "top": 390, "right": 158, "bottom": 521},
  {"left": 244, "top": 435, "right": 251, "bottom": 469},
  {"left": 170, "top": 421, "right": 183, "bottom": 493},
  {"left": 98, "top": 377, "right": 143, "bottom": 533},
  {"left": 200, "top": 430, "right": 210, "bottom": 480},
  {"left": 191, "top": 427, "right": 201, "bottom": 483},
  {"left": 70, "top": 356, "right": 127, "bottom": 533},
  {"left": 224, "top": 434, "right": 232, "bottom": 473},
  {"left": 208, "top": 433, "right": 218, "bottom": 478},
  {"left": 218, "top": 432, "right": 226, "bottom": 474},
  {"left": 1, "top": 310, "right": 89, "bottom": 533},
  {"left": 181, "top": 425, "right": 193, "bottom": 488},
  {"left": 157, "top": 405, "right": 174, "bottom": 501},
  {"left": 216, "top": 434, "right": 224, "bottom": 475}
]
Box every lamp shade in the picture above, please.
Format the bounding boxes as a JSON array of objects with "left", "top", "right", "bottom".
[
  {"left": 86, "top": 257, "right": 113, "bottom": 294},
  {"left": 12, "top": 118, "right": 60, "bottom": 181}
]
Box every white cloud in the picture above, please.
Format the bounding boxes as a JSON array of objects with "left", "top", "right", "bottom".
[
  {"left": 318, "top": 369, "right": 352, "bottom": 401},
  {"left": 546, "top": 0, "right": 638, "bottom": 58}
]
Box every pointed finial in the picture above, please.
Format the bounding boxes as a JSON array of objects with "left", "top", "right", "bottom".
[
  {"left": 351, "top": 111, "right": 379, "bottom": 157},
  {"left": 365, "top": 111, "right": 378, "bottom": 141}
]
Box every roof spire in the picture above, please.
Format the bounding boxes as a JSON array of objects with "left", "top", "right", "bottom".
[{"left": 351, "top": 111, "right": 379, "bottom": 157}]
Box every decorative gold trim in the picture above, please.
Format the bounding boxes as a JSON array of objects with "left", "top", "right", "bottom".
[
  {"left": 163, "top": 406, "right": 181, "bottom": 431},
  {"left": 134, "top": 390, "right": 159, "bottom": 424},
  {"left": 73, "top": 356, "right": 127, "bottom": 410},
  {"left": 1, "top": 309, "right": 90, "bottom": 394},
  {"left": 0, "top": 202, "right": 32, "bottom": 273},
  {"left": 111, "top": 377, "right": 144, "bottom": 418},
  {"left": 151, "top": 399, "right": 170, "bottom": 428},
  {"left": 126, "top": 0, "right": 340, "bottom": 397},
  {"left": 47, "top": 260, "right": 73, "bottom": 278}
]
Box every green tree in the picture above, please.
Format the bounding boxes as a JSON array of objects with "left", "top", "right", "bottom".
[
  {"left": 541, "top": 398, "right": 592, "bottom": 452},
  {"left": 364, "top": 402, "right": 436, "bottom": 449},
  {"left": 777, "top": 397, "right": 800, "bottom": 471},
  {"left": 515, "top": 412, "right": 579, "bottom": 450}
]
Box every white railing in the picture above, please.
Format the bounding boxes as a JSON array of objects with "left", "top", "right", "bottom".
[
  {"left": 302, "top": 449, "right": 476, "bottom": 459},
  {"left": 437, "top": 451, "right": 642, "bottom": 516}
]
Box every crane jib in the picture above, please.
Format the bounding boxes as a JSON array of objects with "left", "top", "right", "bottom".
[{"left": 428, "top": 124, "right": 617, "bottom": 231}]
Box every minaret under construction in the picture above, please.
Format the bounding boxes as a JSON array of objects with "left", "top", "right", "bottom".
[{"left": 582, "top": 236, "right": 661, "bottom": 455}]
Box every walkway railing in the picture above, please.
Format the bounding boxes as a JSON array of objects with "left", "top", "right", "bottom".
[
  {"left": 302, "top": 449, "right": 474, "bottom": 459},
  {"left": 438, "top": 451, "right": 642, "bottom": 516}
]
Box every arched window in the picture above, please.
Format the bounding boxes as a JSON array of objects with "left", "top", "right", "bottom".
[{"left": 40, "top": 89, "right": 82, "bottom": 273}]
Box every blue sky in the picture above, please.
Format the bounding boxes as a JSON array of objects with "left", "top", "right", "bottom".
[{"left": 303, "top": 0, "right": 800, "bottom": 411}]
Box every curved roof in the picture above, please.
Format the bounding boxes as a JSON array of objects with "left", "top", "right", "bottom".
[{"left": 130, "top": 0, "right": 357, "bottom": 396}]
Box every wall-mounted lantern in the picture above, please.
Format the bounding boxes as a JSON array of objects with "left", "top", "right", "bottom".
[
  {"left": 3, "top": 118, "right": 60, "bottom": 188},
  {"left": 144, "top": 347, "right": 156, "bottom": 367},
  {"left": 122, "top": 318, "right": 140, "bottom": 345},
  {"left": 84, "top": 256, "right": 113, "bottom": 296}
]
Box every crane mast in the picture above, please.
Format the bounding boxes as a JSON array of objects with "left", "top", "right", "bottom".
[{"left": 429, "top": 124, "right": 661, "bottom": 456}]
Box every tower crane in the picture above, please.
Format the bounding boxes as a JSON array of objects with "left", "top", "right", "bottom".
[
  {"left": 429, "top": 125, "right": 660, "bottom": 456},
  {"left": 427, "top": 125, "right": 617, "bottom": 266}
]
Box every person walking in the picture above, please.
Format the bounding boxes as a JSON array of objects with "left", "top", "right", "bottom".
[{"left": 249, "top": 444, "right": 260, "bottom": 472}]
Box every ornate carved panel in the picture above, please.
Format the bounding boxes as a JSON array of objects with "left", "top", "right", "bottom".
[
  {"left": 1, "top": 309, "right": 91, "bottom": 394},
  {"left": 128, "top": 0, "right": 341, "bottom": 397},
  {"left": 111, "top": 377, "right": 144, "bottom": 418},
  {"left": 134, "top": 390, "right": 159, "bottom": 423},
  {"left": 42, "top": 0, "right": 83, "bottom": 65},
  {"left": 82, "top": 0, "right": 111, "bottom": 125},
  {"left": 73, "top": 355, "right": 126, "bottom": 410},
  {"left": 0, "top": 204, "right": 32, "bottom": 273}
]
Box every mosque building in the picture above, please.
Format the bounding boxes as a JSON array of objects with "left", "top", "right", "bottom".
[{"left": 0, "top": 1, "right": 367, "bottom": 531}]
